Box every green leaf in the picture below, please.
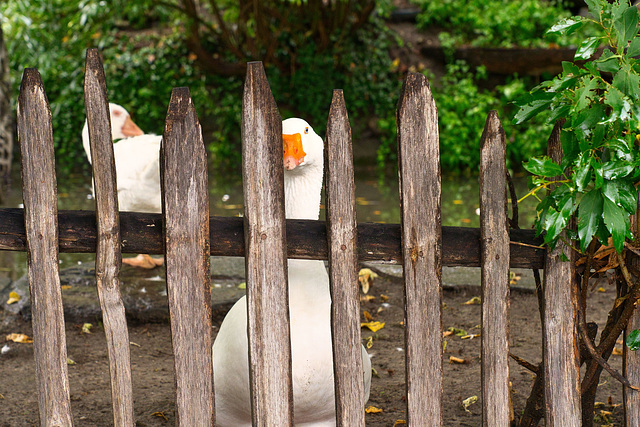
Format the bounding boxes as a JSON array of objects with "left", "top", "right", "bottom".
[
  {"left": 613, "top": 6, "right": 639, "bottom": 51},
  {"left": 603, "top": 197, "right": 627, "bottom": 252},
  {"left": 584, "top": 0, "right": 603, "bottom": 19},
  {"left": 575, "top": 152, "right": 593, "bottom": 191},
  {"left": 612, "top": 64, "right": 640, "bottom": 99},
  {"left": 627, "top": 37, "right": 640, "bottom": 57},
  {"left": 523, "top": 156, "right": 564, "bottom": 177},
  {"left": 617, "top": 180, "right": 638, "bottom": 212},
  {"left": 596, "top": 50, "right": 620, "bottom": 74},
  {"left": 627, "top": 328, "right": 640, "bottom": 351},
  {"left": 574, "top": 77, "right": 599, "bottom": 111},
  {"left": 575, "top": 37, "right": 601, "bottom": 61},
  {"left": 547, "top": 17, "right": 585, "bottom": 36},
  {"left": 593, "top": 159, "right": 604, "bottom": 189},
  {"left": 544, "top": 208, "right": 567, "bottom": 243},
  {"left": 513, "top": 92, "right": 555, "bottom": 124},
  {"left": 604, "top": 86, "right": 632, "bottom": 122},
  {"left": 603, "top": 160, "right": 634, "bottom": 179},
  {"left": 578, "top": 189, "right": 604, "bottom": 252}
]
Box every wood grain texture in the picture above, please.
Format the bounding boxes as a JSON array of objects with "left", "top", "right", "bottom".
[
  {"left": 543, "top": 121, "right": 581, "bottom": 427},
  {"left": 624, "top": 203, "right": 640, "bottom": 426},
  {"left": 161, "top": 88, "right": 214, "bottom": 425},
  {"left": 0, "top": 208, "right": 545, "bottom": 267},
  {"left": 325, "top": 90, "right": 366, "bottom": 426},
  {"left": 17, "top": 68, "right": 73, "bottom": 427},
  {"left": 242, "top": 61, "right": 293, "bottom": 426},
  {"left": 84, "top": 48, "right": 134, "bottom": 427},
  {"left": 397, "top": 72, "right": 442, "bottom": 426},
  {"left": 479, "top": 111, "right": 511, "bottom": 426}
]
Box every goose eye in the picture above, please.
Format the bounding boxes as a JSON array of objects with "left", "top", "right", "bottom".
[{"left": 304, "top": 127, "right": 309, "bottom": 134}]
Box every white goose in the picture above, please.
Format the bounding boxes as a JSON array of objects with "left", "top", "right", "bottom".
[
  {"left": 213, "top": 118, "right": 372, "bottom": 426},
  {"left": 82, "top": 103, "right": 164, "bottom": 268}
]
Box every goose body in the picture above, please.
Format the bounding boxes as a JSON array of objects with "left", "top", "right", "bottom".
[
  {"left": 213, "top": 118, "right": 371, "bottom": 426},
  {"left": 81, "top": 103, "right": 162, "bottom": 213}
]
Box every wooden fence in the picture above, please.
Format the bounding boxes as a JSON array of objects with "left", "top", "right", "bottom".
[{"left": 1, "top": 47, "right": 628, "bottom": 425}]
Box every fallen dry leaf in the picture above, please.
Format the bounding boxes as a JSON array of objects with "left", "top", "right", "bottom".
[
  {"left": 364, "top": 336, "right": 374, "bottom": 349},
  {"left": 462, "top": 395, "right": 478, "bottom": 413},
  {"left": 449, "top": 356, "right": 468, "bottom": 364},
  {"left": 361, "top": 321, "right": 385, "bottom": 333},
  {"left": 363, "top": 311, "right": 373, "bottom": 322},
  {"left": 393, "top": 421, "right": 407, "bottom": 426},
  {"left": 613, "top": 347, "right": 623, "bottom": 356},
  {"left": 447, "top": 327, "right": 467, "bottom": 337},
  {"left": 6, "top": 333, "right": 32, "bottom": 343},
  {"left": 81, "top": 323, "right": 93, "bottom": 334},
  {"left": 152, "top": 411, "right": 169, "bottom": 421},
  {"left": 360, "top": 295, "right": 375, "bottom": 302},
  {"left": 443, "top": 330, "right": 454, "bottom": 338},
  {"left": 61, "top": 285, "right": 72, "bottom": 290},
  {"left": 358, "top": 268, "right": 379, "bottom": 294},
  {"left": 365, "top": 405, "right": 383, "bottom": 414},
  {"left": 122, "top": 254, "right": 164, "bottom": 269},
  {"left": 67, "top": 358, "right": 76, "bottom": 365},
  {"left": 380, "top": 294, "right": 389, "bottom": 302},
  {"left": 463, "top": 296, "right": 481, "bottom": 305},
  {"left": 461, "top": 333, "right": 480, "bottom": 340},
  {"left": 6, "top": 292, "right": 20, "bottom": 305}
]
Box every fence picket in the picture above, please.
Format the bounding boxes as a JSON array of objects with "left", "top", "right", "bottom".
[
  {"left": 17, "top": 68, "right": 73, "bottom": 427},
  {"left": 624, "top": 200, "right": 640, "bottom": 426},
  {"left": 397, "top": 72, "right": 443, "bottom": 425},
  {"left": 325, "top": 90, "right": 366, "bottom": 426},
  {"left": 83, "top": 48, "right": 134, "bottom": 426},
  {"left": 543, "top": 122, "right": 581, "bottom": 426},
  {"left": 242, "top": 61, "right": 293, "bottom": 426},
  {"left": 161, "top": 88, "right": 214, "bottom": 425},
  {"left": 479, "top": 111, "right": 511, "bottom": 425}
]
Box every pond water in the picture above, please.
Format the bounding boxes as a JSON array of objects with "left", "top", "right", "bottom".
[{"left": 0, "top": 163, "right": 539, "bottom": 281}]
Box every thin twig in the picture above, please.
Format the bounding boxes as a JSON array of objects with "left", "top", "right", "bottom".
[{"left": 509, "top": 352, "right": 538, "bottom": 374}]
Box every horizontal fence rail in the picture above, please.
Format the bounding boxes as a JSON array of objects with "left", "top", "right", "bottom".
[{"left": 0, "top": 208, "right": 545, "bottom": 268}]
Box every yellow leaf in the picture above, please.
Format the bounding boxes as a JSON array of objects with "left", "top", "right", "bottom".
[
  {"left": 237, "top": 282, "right": 246, "bottom": 290},
  {"left": 462, "top": 395, "right": 478, "bottom": 413},
  {"left": 365, "top": 405, "right": 383, "bottom": 414},
  {"left": 453, "top": 199, "right": 463, "bottom": 205},
  {"left": 393, "top": 421, "right": 407, "bottom": 426},
  {"left": 67, "top": 358, "right": 76, "bottom": 365},
  {"left": 613, "top": 347, "right": 623, "bottom": 356},
  {"left": 449, "top": 356, "right": 467, "bottom": 364},
  {"left": 360, "top": 295, "right": 375, "bottom": 302},
  {"left": 358, "top": 268, "right": 379, "bottom": 294},
  {"left": 361, "top": 321, "right": 385, "bottom": 332},
  {"left": 6, "top": 333, "right": 32, "bottom": 343},
  {"left": 152, "top": 411, "right": 169, "bottom": 421},
  {"left": 463, "top": 296, "right": 481, "bottom": 305},
  {"left": 380, "top": 294, "right": 389, "bottom": 302},
  {"left": 365, "top": 336, "right": 374, "bottom": 349},
  {"left": 447, "top": 327, "right": 467, "bottom": 336},
  {"left": 597, "top": 287, "right": 606, "bottom": 293},
  {"left": 6, "top": 292, "right": 20, "bottom": 305},
  {"left": 81, "top": 323, "right": 93, "bottom": 334},
  {"left": 461, "top": 218, "right": 472, "bottom": 223},
  {"left": 363, "top": 311, "right": 373, "bottom": 321},
  {"left": 61, "top": 285, "right": 72, "bottom": 290}
]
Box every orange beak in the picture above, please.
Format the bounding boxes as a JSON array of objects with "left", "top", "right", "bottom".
[
  {"left": 122, "top": 116, "right": 144, "bottom": 137},
  {"left": 283, "top": 133, "right": 306, "bottom": 170}
]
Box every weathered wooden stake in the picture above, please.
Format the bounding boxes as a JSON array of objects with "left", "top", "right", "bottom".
[
  {"left": 479, "top": 111, "right": 511, "bottom": 426},
  {"left": 543, "top": 121, "right": 581, "bottom": 426},
  {"left": 84, "top": 48, "right": 135, "bottom": 427},
  {"left": 325, "top": 90, "right": 366, "bottom": 426},
  {"left": 397, "top": 72, "right": 443, "bottom": 426},
  {"left": 17, "top": 68, "right": 73, "bottom": 427},
  {"left": 161, "top": 88, "right": 214, "bottom": 425},
  {"left": 242, "top": 61, "right": 293, "bottom": 426}
]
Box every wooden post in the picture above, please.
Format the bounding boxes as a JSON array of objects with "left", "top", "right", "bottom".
[
  {"left": 242, "top": 61, "right": 293, "bottom": 426},
  {"left": 624, "top": 197, "right": 640, "bottom": 426},
  {"left": 17, "top": 68, "right": 73, "bottom": 427},
  {"left": 543, "top": 121, "right": 581, "bottom": 426},
  {"left": 479, "top": 111, "right": 511, "bottom": 425},
  {"left": 325, "top": 90, "right": 366, "bottom": 426},
  {"left": 161, "top": 88, "right": 214, "bottom": 425},
  {"left": 397, "top": 72, "right": 443, "bottom": 426},
  {"left": 83, "top": 48, "right": 134, "bottom": 427}
]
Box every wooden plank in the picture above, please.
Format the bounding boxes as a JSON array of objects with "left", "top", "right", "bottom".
[
  {"left": 325, "top": 90, "right": 366, "bottom": 426},
  {"left": 242, "top": 61, "right": 293, "bottom": 426},
  {"left": 543, "top": 121, "right": 581, "bottom": 426},
  {"left": 397, "top": 72, "right": 442, "bottom": 426},
  {"left": 0, "top": 208, "right": 546, "bottom": 267},
  {"left": 17, "top": 68, "right": 73, "bottom": 427},
  {"left": 479, "top": 111, "right": 510, "bottom": 426},
  {"left": 161, "top": 88, "right": 214, "bottom": 425},
  {"left": 84, "top": 48, "right": 134, "bottom": 427},
  {"left": 624, "top": 202, "right": 640, "bottom": 426}
]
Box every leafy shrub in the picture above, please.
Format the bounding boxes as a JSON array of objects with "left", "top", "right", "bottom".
[
  {"left": 376, "top": 61, "right": 549, "bottom": 174},
  {"left": 413, "top": 0, "right": 585, "bottom": 49}
]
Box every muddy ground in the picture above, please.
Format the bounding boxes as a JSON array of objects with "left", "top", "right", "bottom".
[{"left": 0, "top": 265, "right": 627, "bottom": 426}]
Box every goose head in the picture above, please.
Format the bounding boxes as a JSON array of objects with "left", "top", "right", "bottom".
[
  {"left": 282, "top": 118, "right": 324, "bottom": 220},
  {"left": 82, "top": 103, "right": 144, "bottom": 162}
]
